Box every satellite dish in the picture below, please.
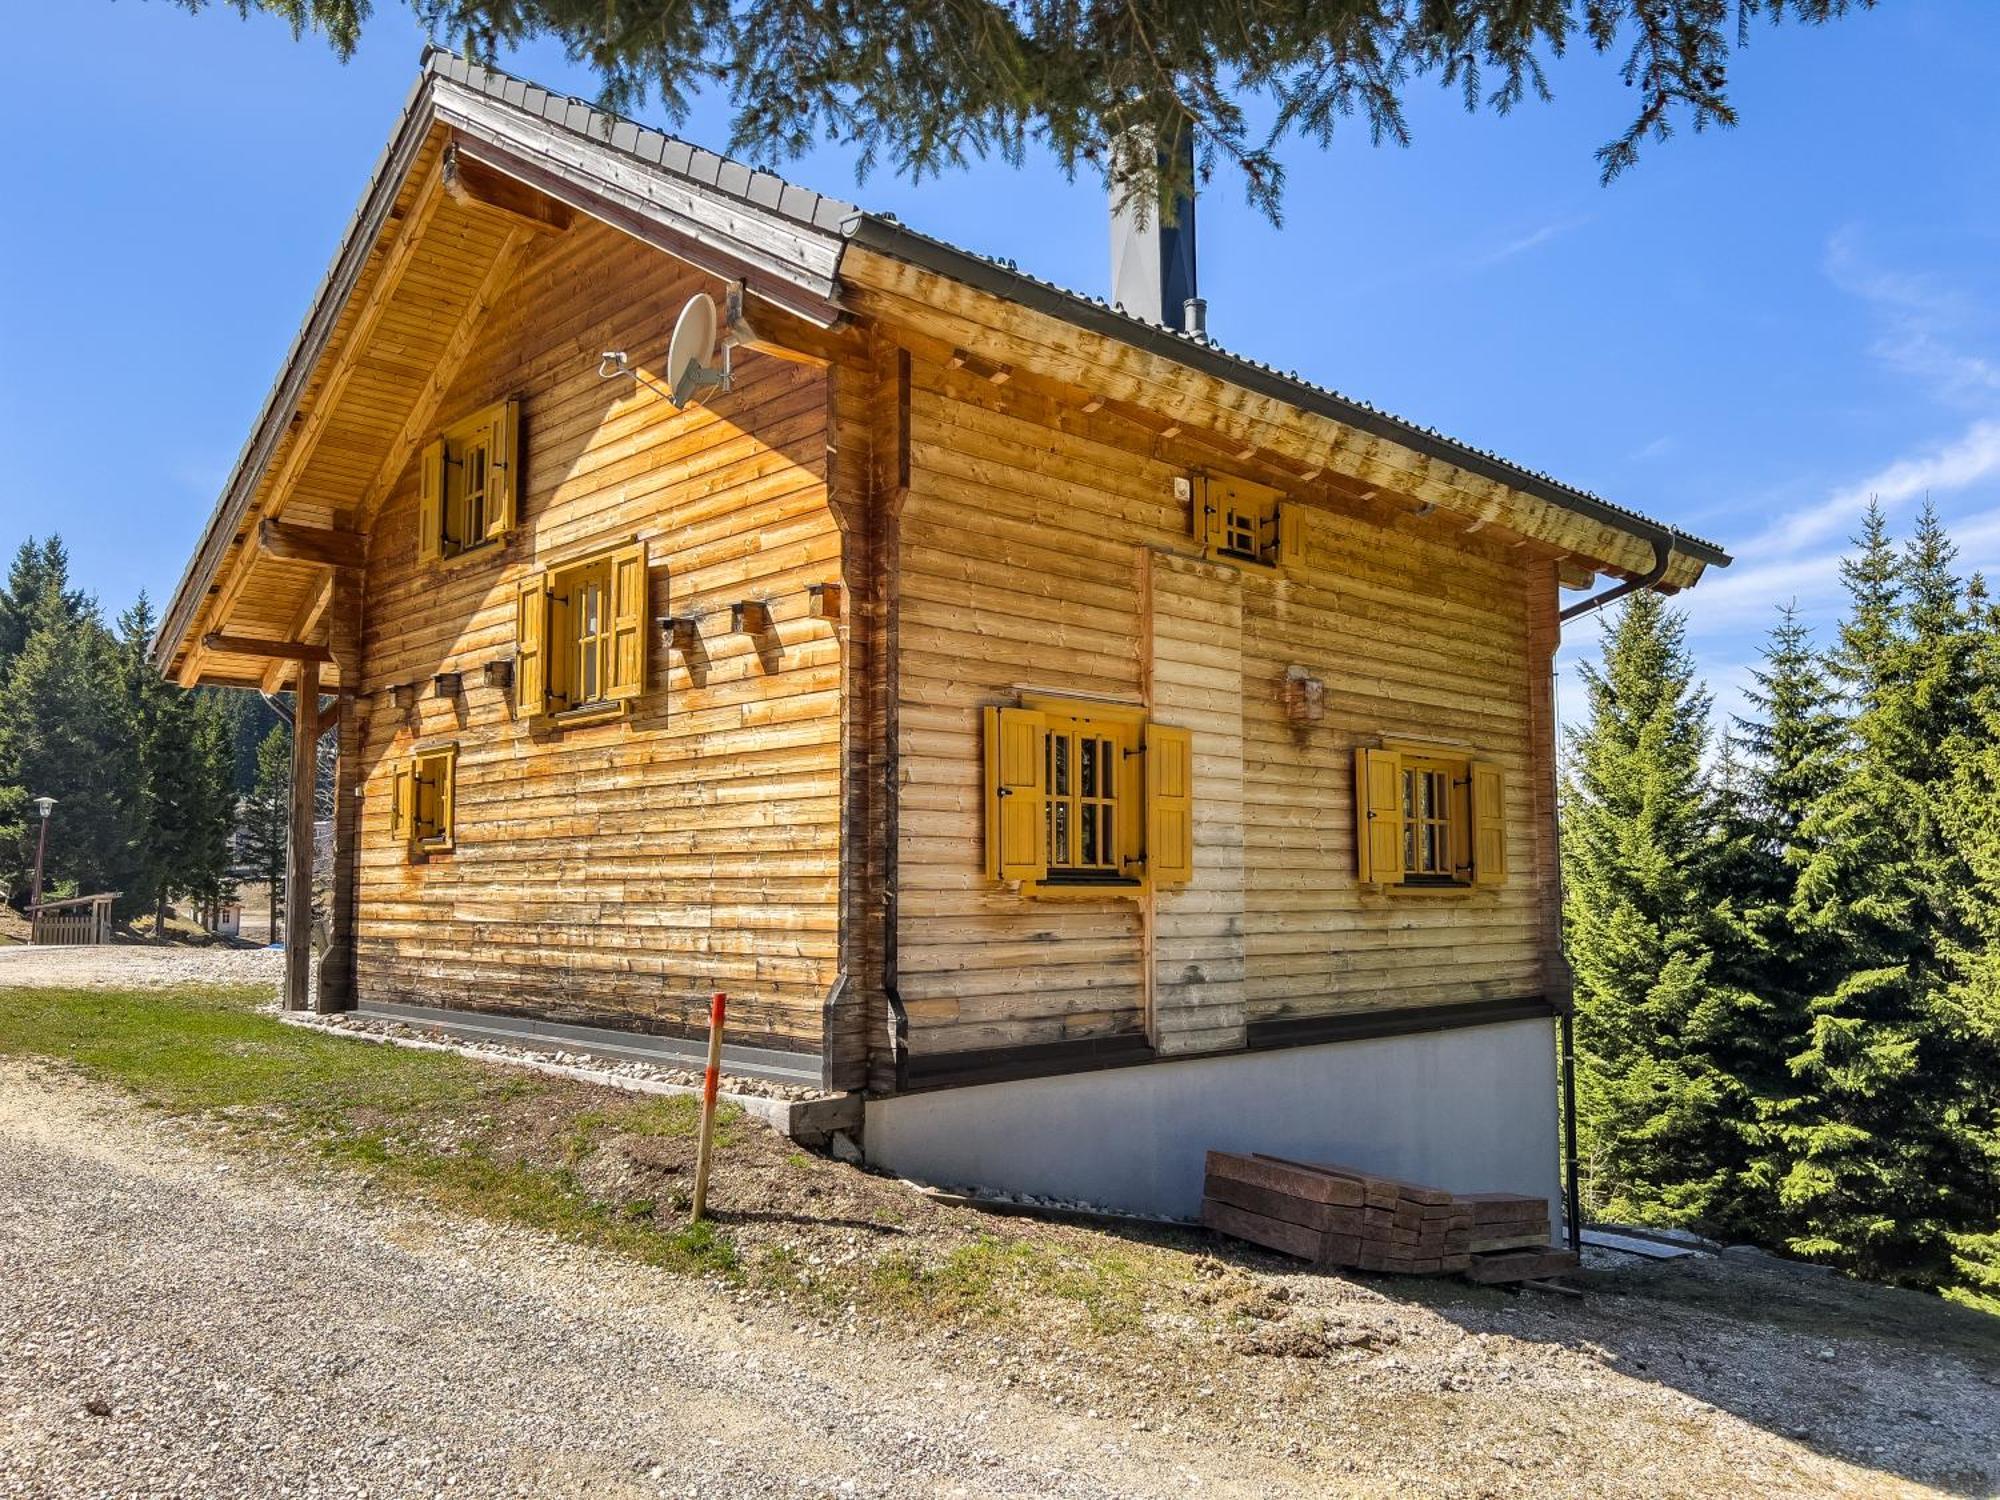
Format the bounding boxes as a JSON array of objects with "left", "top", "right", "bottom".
[{"left": 666, "top": 292, "right": 729, "bottom": 408}]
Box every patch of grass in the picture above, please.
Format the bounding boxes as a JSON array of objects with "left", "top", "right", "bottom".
[
  {"left": 864, "top": 1234, "right": 1173, "bottom": 1333},
  {"left": 0, "top": 983, "right": 741, "bottom": 1279}
]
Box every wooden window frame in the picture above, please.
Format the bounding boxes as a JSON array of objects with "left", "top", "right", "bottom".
[
  {"left": 419, "top": 399, "right": 520, "bottom": 567},
  {"left": 984, "top": 693, "right": 1194, "bottom": 898},
  {"left": 514, "top": 540, "right": 651, "bottom": 725},
  {"left": 392, "top": 743, "right": 458, "bottom": 859},
  {"left": 1190, "top": 473, "right": 1296, "bottom": 570},
  {"left": 1354, "top": 742, "right": 1507, "bottom": 893}
]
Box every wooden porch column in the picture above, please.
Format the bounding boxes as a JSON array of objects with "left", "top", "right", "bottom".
[
  {"left": 284, "top": 659, "right": 319, "bottom": 1012},
  {"left": 316, "top": 573, "right": 363, "bottom": 1013}
]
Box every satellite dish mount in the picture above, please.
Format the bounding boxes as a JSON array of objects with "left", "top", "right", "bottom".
[
  {"left": 597, "top": 289, "right": 738, "bottom": 410},
  {"left": 667, "top": 291, "right": 730, "bottom": 408}
]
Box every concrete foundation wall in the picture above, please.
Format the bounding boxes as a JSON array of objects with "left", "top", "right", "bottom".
[{"left": 865, "top": 1018, "right": 1562, "bottom": 1222}]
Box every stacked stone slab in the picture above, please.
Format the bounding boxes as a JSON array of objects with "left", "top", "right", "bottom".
[{"left": 1200, "top": 1153, "right": 1581, "bottom": 1283}]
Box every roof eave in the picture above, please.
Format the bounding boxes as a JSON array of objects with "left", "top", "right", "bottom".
[{"left": 841, "top": 214, "right": 1731, "bottom": 577}]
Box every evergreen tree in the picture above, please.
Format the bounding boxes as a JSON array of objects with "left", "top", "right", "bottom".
[
  {"left": 172, "top": 0, "right": 1878, "bottom": 213},
  {"left": 0, "top": 581, "right": 144, "bottom": 906},
  {"left": 1564, "top": 592, "right": 1750, "bottom": 1227},
  {"left": 1935, "top": 577, "right": 2000, "bottom": 1310},
  {"left": 1777, "top": 501, "right": 1975, "bottom": 1284},
  {"left": 114, "top": 594, "right": 240, "bottom": 937},
  {"left": 1725, "top": 604, "right": 1846, "bottom": 1237},
  {"left": 241, "top": 724, "right": 292, "bottom": 940},
  {"left": 0, "top": 537, "right": 87, "bottom": 684}
]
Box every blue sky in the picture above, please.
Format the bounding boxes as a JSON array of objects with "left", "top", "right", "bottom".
[{"left": 3, "top": 2, "right": 1998, "bottom": 731}]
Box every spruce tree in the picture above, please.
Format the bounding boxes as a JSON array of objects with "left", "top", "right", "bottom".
[
  {"left": 1564, "top": 591, "right": 1749, "bottom": 1227},
  {"left": 241, "top": 724, "right": 292, "bottom": 941},
  {"left": 0, "top": 537, "right": 87, "bottom": 685},
  {"left": 0, "top": 581, "right": 144, "bottom": 906},
  {"left": 1936, "top": 576, "right": 2000, "bottom": 1310},
  {"left": 1777, "top": 501, "right": 1975, "bottom": 1285},
  {"left": 1726, "top": 604, "right": 1846, "bottom": 1237}
]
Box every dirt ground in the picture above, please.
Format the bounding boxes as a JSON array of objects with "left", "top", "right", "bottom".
[{"left": 1, "top": 952, "right": 1996, "bottom": 1496}]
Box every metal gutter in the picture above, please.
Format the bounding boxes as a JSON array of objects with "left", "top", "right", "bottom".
[
  {"left": 841, "top": 215, "right": 1731, "bottom": 574},
  {"left": 1559, "top": 532, "right": 1674, "bottom": 622}
]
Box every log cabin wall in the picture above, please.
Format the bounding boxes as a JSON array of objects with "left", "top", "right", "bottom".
[
  {"left": 354, "top": 219, "right": 844, "bottom": 1053},
  {"left": 890, "top": 353, "right": 1561, "bottom": 1069}
]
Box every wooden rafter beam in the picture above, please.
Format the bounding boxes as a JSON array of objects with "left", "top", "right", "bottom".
[
  {"left": 443, "top": 140, "right": 574, "bottom": 233},
  {"left": 192, "top": 158, "right": 451, "bottom": 682},
  {"left": 358, "top": 224, "right": 535, "bottom": 526},
  {"left": 203, "top": 633, "right": 334, "bottom": 664},
  {"left": 259, "top": 518, "right": 366, "bottom": 569},
  {"left": 259, "top": 575, "right": 335, "bottom": 693}
]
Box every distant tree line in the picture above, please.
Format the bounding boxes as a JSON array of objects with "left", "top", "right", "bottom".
[
  {"left": 1567, "top": 499, "right": 2000, "bottom": 1313},
  {"left": 0, "top": 535, "right": 283, "bottom": 934}
]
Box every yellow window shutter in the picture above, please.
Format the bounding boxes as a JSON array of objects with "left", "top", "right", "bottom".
[
  {"left": 1189, "top": 475, "right": 1213, "bottom": 549},
  {"left": 391, "top": 761, "right": 414, "bottom": 849},
  {"left": 1276, "top": 504, "right": 1303, "bottom": 568},
  {"left": 417, "top": 439, "right": 446, "bottom": 563},
  {"left": 1146, "top": 722, "right": 1195, "bottom": 888},
  {"left": 606, "top": 541, "right": 650, "bottom": 703},
  {"left": 515, "top": 572, "right": 550, "bottom": 716},
  {"left": 1470, "top": 760, "right": 1507, "bottom": 885},
  {"left": 1353, "top": 747, "right": 1404, "bottom": 885},
  {"left": 437, "top": 747, "right": 458, "bottom": 848},
  {"left": 487, "top": 399, "right": 520, "bottom": 538},
  {"left": 983, "top": 705, "right": 1048, "bottom": 883}
]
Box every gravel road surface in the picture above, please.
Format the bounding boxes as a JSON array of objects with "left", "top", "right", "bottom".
[{"left": 0, "top": 1062, "right": 1318, "bottom": 1499}]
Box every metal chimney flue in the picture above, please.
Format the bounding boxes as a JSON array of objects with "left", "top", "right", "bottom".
[{"left": 1110, "top": 128, "right": 1198, "bottom": 331}]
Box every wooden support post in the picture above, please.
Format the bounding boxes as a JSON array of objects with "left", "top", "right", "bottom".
[
  {"left": 317, "top": 572, "right": 363, "bottom": 1013},
  {"left": 284, "top": 659, "right": 319, "bottom": 1012},
  {"left": 690, "top": 992, "right": 728, "bottom": 1222}
]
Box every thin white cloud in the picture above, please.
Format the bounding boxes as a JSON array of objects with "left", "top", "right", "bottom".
[
  {"left": 1736, "top": 417, "right": 2000, "bottom": 559},
  {"left": 1825, "top": 226, "right": 2000, "bottom": 405},
  {"left": 1471, "top": 216, "right": 1589, "bottom": 269},
  {"left": 1631, "top": 435, "right": 1675, "bottom": 461}
]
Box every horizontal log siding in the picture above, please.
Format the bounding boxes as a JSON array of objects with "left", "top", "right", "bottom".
[
  {"left": 354, "top": 221, "right": 841, "bottom": 1049},
  {"left": 896, "top": 359, "right": 1555, "bottom": 1059}
]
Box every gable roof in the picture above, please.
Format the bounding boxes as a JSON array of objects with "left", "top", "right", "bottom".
[{"left": 156, "top": 49, "right": 1726, "bottom": 679}]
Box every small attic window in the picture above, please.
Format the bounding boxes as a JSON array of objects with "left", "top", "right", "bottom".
[{"left": 1191, "top": 474, "right": 1288, "bottom": 568}]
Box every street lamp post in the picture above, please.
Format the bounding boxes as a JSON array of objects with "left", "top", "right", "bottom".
[{"left": 28, "top": 795, "right": 55, "bottom": 912}]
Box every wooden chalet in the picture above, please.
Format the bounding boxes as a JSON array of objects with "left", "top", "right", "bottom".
[{"left": 155, "top": 52, "right": 1729, "bottom": 1218}]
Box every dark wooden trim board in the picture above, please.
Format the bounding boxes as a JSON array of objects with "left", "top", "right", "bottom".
[
  {"left": 900, "top": 996, "right": 1557, "bottom": 1094},
  {"left": 1244, "top": 996, "right": 1558, "bottom": 1052}
]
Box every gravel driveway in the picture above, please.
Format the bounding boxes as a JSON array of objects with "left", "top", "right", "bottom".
[
  {"left": 0, "top": 1062, "right": 1315, "bottom": 1499},
  {"left": 0, "top": 944, "right": 283, "bottom": 993}
]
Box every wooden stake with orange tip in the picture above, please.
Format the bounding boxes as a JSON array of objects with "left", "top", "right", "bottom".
[{"left": 690, "top": 992, "right": 727, "bottom": 1222}]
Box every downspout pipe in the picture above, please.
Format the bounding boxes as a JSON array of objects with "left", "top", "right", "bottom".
[
  {"left": 1550, "top": 527, "right": 1674, "bottom": 1255},
  {"left": 1558, "top": 532, "right": 1674, "bottom": 624}
]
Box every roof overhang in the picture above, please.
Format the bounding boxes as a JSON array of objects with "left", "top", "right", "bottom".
[
  {"left": 158, "top": 51, "right": 1727, "bottom": 687},
  {"left": 153, "top": 52, "right": 853, "bottom": 687},
  {"left": 841, "top": 217, "right": 1729, "bottom": 591}
]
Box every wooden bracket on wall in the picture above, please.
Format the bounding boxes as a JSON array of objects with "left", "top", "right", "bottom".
[
  {"left": 731, "top": 601, "right": 772, "bottom": 634},
  {"left": 659, "top": 615, "right": 700, "bottom": 652},
  {"left": 481, "top": 659, "right": 513, "bottom": 691},
  {"left": 432, "top": 671, "right": 464, "bottom": 699},
  {"left": 947, "top": 347, "right": 1012, "bottom": 384},
  {"left": 389, "top": 683, "right": 419, "bottom": 711},
  {"left": 258, "top": 518, "right": 367, "bottom": 570},
  {"left": 806, "top": 581, "right": 844, "bottom": 621}
]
